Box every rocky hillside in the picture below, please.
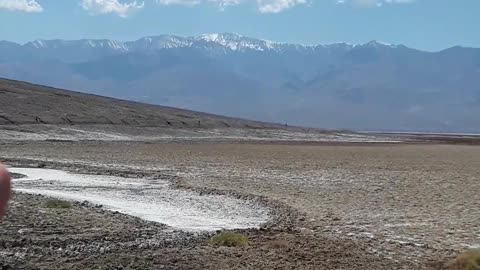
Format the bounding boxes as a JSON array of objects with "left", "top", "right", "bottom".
[{"left": 0, "top": 79, "right": 280, "bottom": 128}]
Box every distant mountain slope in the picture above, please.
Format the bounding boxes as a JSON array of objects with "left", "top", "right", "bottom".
[
  {"left": 1, "top": 33, "right": 480, "bottom": 132},
  {"left": 0, "top": 79, "right": 281, "bottom": 128}
]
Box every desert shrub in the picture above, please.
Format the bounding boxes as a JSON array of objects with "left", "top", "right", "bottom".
[
  {"left": 209, "top": 231, "right": 248, "bottom": 247},
  {"left": 43, "top": 199, "right": 72, "bottom": 209},
  {"left": 448, "top": 250, "right": 480, "bottom": 270}
]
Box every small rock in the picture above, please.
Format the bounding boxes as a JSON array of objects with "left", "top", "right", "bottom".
[{"left": 18, "top": 228, "right": 32, "bottom": 234}]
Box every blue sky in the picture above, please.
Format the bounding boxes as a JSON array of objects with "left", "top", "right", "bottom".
[{"left": 0, "top": 0, "right": 478, "bottom": 51}]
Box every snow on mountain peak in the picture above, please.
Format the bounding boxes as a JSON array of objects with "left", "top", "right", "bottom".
[
  {"left": 25, "top": 39, "right": 129, "bottom": 51},
  {"left": 198, "top": 33, "right": 220, "bottom": 42},
  {"left": 362, "top": 40, "right": 397, "bottom": 48},
  {"left": 192, "top": 33, "right": 279, "bottom": 51},
  {"left": 197, "top": 33, "right": 244, "bottom": 42},
  {"left": 131, "top": 35, "right": 192, "bottom": 50},
  {"left": 30, "top": 40, "right": 48, "bottom": 49},
  {"left": 19, "top": 34, "right": 402, "bottom": 55}
]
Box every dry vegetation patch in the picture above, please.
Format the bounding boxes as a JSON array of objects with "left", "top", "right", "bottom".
[
  {"left": 209, "top": 231, "right": 249, "bottom": 247},
  {"left": 43, "top": 199, "right": 72, "bottom": 209},
  {"left": 447, "top": 250, "right": 480, "bottom": 270}
]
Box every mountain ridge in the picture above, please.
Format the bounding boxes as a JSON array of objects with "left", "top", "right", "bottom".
[
  {"left": 5, "top": 33, "right": 414, "bottom": 57},
  {"left": 1, "top": 33, "right": 479, "bottom": 133}
]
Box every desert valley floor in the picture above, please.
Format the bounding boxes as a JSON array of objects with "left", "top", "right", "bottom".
[
  {"left": 0, "top": 79, "right": 478, "bottom": 269},
  {"left": 1, "top": 129, "right": 479, "bottom": 269}
]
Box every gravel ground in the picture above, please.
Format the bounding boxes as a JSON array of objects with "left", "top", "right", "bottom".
[
  {"left": 0, "top": 192, "right": 436, "bottom": 270},
  {"left": 1, "top": 140, "right": 477, "bottom": 269}
]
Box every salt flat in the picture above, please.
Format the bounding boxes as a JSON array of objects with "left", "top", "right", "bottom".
[{"left": 10, "top": 167, "right": 270, "bottom": 231}]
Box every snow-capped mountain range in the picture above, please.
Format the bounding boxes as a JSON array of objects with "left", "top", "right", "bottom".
[
  {"left": 1, "top": 33, "right": 479, "bottom": 132},
  {"left": 0, "top": 33, "right": 408, "bottom": 64},
  {"left": 18, "top": 33, "right": 398, "bottom": 55}
]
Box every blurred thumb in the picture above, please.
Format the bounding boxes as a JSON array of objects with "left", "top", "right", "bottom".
[{"left": 0, "top": 164, "right": 11, "bottom": 219}]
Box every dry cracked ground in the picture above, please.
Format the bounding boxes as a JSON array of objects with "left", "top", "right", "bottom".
[{"left": 0, "top": 138, "right": 479, "bottom": 269}]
